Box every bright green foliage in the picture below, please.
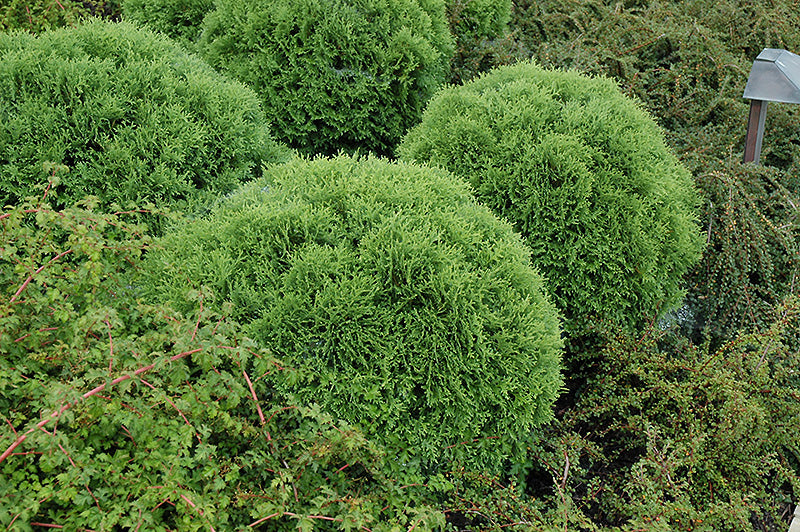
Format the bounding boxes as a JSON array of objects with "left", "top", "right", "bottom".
[
  {"left": 0, "top": 200, "right": 449, "bottom": 530},
  {"left": 0, "top": 20, "right": 288, "bottom": 216},
  {"left": 0, "top": 0, "right": 120, "bottom": 33},
  {"left": 399, "top": 62, "right": 704, "bottom": 335},
  {"left": 121, "top": 0, "right": 214, "bottom": 45},
  {"left": 526, "top": 310, "right": 800, "bottom": 531},
  {"left": 144, "top": 155, "right": 564, "bottom": 471},
  {"left": 198, "top": 0, "right": 454, "bottom": 157}
]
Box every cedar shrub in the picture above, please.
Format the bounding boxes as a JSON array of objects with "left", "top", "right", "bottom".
[
  {"left": 121, "top": 0, "right": 214, "bottom": 45},
  {"left": 0, "top": 20, "right": 288, "bottom": 218},
  {"left": 143, "top": 154, "right": 564, "bottom": 472},
  {"left": 198, "top": 0, "right": 454, "bottom": 157},
  {"left": 399, "top": 61, "right": 704, "bottom": 337}
]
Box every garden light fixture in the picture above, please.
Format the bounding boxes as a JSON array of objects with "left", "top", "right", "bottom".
[{"left": 743, "top": 48, "right": 800, "bottom": 164}]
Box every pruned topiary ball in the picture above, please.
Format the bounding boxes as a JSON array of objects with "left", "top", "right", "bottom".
[
  {"left": 399, "top": 61, "right": 704, "bottom": 335},
  {"left": 144, "top": 155, "right": 563, "bottom": 471},
  {"left": 0, "top": 20, "right": 288, "bottom": 214},
  {"left": 198, "top": 0, "right": 454, "bottom": 157}
]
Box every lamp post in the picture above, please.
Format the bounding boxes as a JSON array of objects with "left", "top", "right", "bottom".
[{"left": 742, "top": 48, "right": 800, "bottom": 164}]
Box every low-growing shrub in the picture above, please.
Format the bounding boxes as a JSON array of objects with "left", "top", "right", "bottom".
[
  {"left": 198, "top": 0, "right": 454, "bottom": 157},
  {"left": 121, "top": 0, "right": 214, "bottom": 45},
  {"left": 399, "top": 61, "right": 704, "bottom": 337},
  {"left": 0, "top": 20, "right": 288, "bottom": 218},
  {"left": 0, "top": 0, "right": 120, "bottom": 33},
  {"left": 143, "top": 154, "right": 564, "bottom": 472},
  {"left": 684, "top": 160, "right": 800, "bottom": 346},
  {"left": 526, "top": 307, "right": 800, "bottom": 531},
  {"left": 0, "top": 200, "right": 448, "bottom": 530}
]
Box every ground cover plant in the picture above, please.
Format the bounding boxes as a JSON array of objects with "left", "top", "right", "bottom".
[
  {"left": 0, "top": 0, "right": 120, "bottom": 33},
  {"left": 399, "top": 61, "right": 705, "bottom": 337},
  {"left": 198, "top": 0, "right": 454, "bottom": 157},
  {"left": 0, "top": 200, "right": 454, "bottom": 530},
  {"left": 143, "top": 154, "right": 564, "bottom": 473},
  {"left": 0, "top": 20, "right": 288, "bottom": 221}
]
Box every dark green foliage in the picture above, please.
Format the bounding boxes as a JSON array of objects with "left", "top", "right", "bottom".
[
  {"left": 510, "top": 0, "right": 800, "bottom": 173},
  {"left": 198, "top": 0, "right": 454, "bottom": 157},
  {"left": 0, "top": 0, "right": 120, "bottom": 33},
  {"left": 0, "top": 20, "right": 288, "bottom": 216},
  {"left": 143, "top": 155, "right": 564, "bottom": 471},
  {"left": 526, "top": 311, "right": 800, "bottom": 530},
  {"left": 445, "top": 0, "right": 521, "bottom": 83},
  {"left": 121, "top": 0, "right": 214, "bottom": 45},
  {"left": 0, "top": 200, "right": 449, "bottom": 530},
  {"left": 685, "top": 161, "right": 800, "bottom": 345},
  {"left": 399, "top": 61, "right": 704, "bottom": 336}
]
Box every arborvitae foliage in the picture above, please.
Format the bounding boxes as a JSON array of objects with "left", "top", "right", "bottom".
[
  {"left": 198, "top": 0, "right": 454, "bottom": 157},
  {"left": 0, "top": 0, "right": 120, "bottom": 33},
  {"left": 399, "top": 62, "right": 704, "bottom": 336},
  {"left": 685, "top": 161, "right": 800, "bottom": 345},
  {"left": 526, "top": 310, "right": 800, "bottom": 531},
  {"left": 121, "top": 0, "right": 214, "bottom": 46},
  {"left": 0, "top": 200, "right": 451, "bottom": 530},
  {"left": 0, "top": 20, "right": 288, "bottom": 217},
  {"left": 445, "top": 0, "right": 515, "bottom": 83},
  {"left": 143, "top": 155, "right": 564, "bottom": 472}
]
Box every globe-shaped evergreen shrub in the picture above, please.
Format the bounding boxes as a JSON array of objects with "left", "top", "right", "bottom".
[
  {"left": 399, "top": 62, "right": 704, "bottom": 334},
  {"left": 121, "top": 0, "right": 213, "bottom": 45},
  {"left": 0, "top": 20, "right": 288, "bottom": 213},
  {"left": 144, "top": 155, "right": 564, "bottom": 470},
  {"left": 198, "top": 0, "right": 454, "bottom": 157}
]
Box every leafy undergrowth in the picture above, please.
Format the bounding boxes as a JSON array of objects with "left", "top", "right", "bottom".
[{"left": 0, "top": 201, "right": 453, "bottom": 530}]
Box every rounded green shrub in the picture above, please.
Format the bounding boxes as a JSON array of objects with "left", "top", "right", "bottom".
[
  {"left": 198, "top": 0, "right": 454, "bottom": 157},
  {"left": 0, "top": 20, "right": 288, "bottom": 214},
  {"left": 399, "top": 62, "right": 704, "bottom": 335},
  {"left": 144, "top": 154, "right": 564, "bottom": 471},
  {"left": 121, "top": 0, "right": 214, "bottom": 45}
]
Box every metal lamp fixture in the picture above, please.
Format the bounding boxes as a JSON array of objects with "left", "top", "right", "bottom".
[{"left": 742, "top": 48, "right": 800, "bottom": 164}]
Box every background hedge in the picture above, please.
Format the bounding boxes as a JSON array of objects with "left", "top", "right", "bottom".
[
  {"left": 400, "top": 61, "right": 704, "bottom": 337},
  {"left": 198, "top": 0, "right": 453, "bottom": 157},
  {"left": 143, "top": 154, "right": 564, "bottom": 471},
  {"left": 0, "top": 20, "right": 288, "bottom": 217}
]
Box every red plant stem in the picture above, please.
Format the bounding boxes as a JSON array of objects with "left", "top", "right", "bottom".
[
  {"left": 105, "top": 319, "right": 114, "bottom": 374},
  {"left": 243, "top": 371, "right": 266, "bottom": 425},
  {"left": 0, "top": 348, "right": 202, "bottom": 464},
  {"left": 248, "top": 513, "right": 282, "bottom": 527},
  {"left": 139, "top": 378, "right": 201, "bottom": 444},
  {"left": 29, "top": 524, "right": 63, "bottom": 529},
  {"left": 9, "top": 249, "right": 73, "bottom": 304}
]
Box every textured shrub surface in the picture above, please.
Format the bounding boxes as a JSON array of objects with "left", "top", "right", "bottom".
[
  {"left": 144, "top": 155, "right": 564, "bottom": 470},
  {"left": 0, "top": 201, "right": 449, "bottom": 530},
  {"left": 121, "top": 0, "right": 214, "bottom": 45},
  {"left": 198, "top": 0, "right": 453, "bottom": 157},
  {"left": 400, "top": 61, "right": 704, "bottom": 334},
  {"left": 0, "top": 20, "right": 288, "bottom": 214}
]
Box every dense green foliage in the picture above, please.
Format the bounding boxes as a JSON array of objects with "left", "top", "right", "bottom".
[
  {"left": 0, "top": 201, "right": 452, "bottom": 530},
  {"left": 526, "top": 311, "right": 800, "bottom": 531},
  {"left": 121, "top": 0, "right": 213, "bottom": 45},
  {"left": 445, "top": 0, "right": 512, "bottom": 83},
  {"left": 400, "top": 61, "right": 704, "bottom": 335},
  {"left": 198, "top": 0, "right": 454, "bottom": 157},
  {"left": 0, "top": 20, "right": 288, "bottom": 217},
  {"left": 0, "top": 0, "right": 120, "bottom": 33},
  {"left": 143, "top": 155, "right": 564, "bottom": 471}
]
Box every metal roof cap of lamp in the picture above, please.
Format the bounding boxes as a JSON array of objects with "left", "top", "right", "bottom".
[
  {"left": 743, "top": 48, "right": 800, "bottom": 104},
  {"left": 742, "top": 48, "right": 800, "bottom": 164}
]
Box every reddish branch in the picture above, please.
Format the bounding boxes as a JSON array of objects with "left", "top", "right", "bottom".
[
  {"left": 9, "top": 249, "right": 73, "bottom": 304},
  {"left": 0, "top": 348, "right": 202, "bottom": 464}
]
